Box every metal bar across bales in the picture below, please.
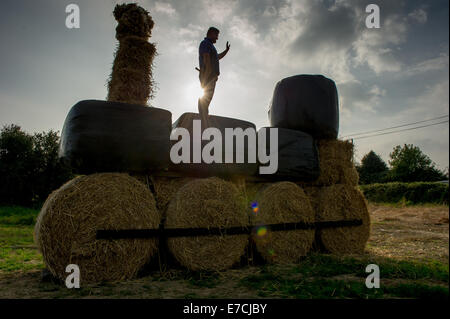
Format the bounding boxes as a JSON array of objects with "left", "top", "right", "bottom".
[{"left": 96, "top": 219, "right": 363, "bottom": 239}]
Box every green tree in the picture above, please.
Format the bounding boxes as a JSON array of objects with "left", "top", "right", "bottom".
[
  {"left": 0, "top": 124, "right": 73, "bottom": 206},
  {"left": 356, "top": 150, "right": 389, "bottom": 184},
  {"left": 388, "top": 144, "right": 446, "bottom": 182},
  {"left": 0, "top": 124, "right": 35, "bottom": 204}
]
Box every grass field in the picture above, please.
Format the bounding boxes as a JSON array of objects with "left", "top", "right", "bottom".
[{"left": 0, "top": 204, "right": 448, "bottom": 299}]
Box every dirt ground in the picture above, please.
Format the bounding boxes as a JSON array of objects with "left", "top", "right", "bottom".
[
  {"left": 0, "top": 204, "right": 448, "bottom": 298},
  {"left": 366, "top": 204, "right": 449, "bottom": 263}
]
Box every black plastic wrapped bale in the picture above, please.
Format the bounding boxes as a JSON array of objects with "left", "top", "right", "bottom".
[
  {"left": 257, "top": 127, "right": 319, "bottom": 181},
  {"left": 170, "top": 112, "right": 258, "bottom": 177},
  {"left": 59, "top": 100, "right": 172, "bottom": 173},
  {"left": 268, "top": 75, "right": 339, "bottom": 139}
]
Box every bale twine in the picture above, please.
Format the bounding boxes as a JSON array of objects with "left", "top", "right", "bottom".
[
  {"left": 165, "top": 177, "right": 248, "bottom": 271},
  {"left": 252, "top": 182, "right": 315, "bottom": 263},
  {"left": 308, "top": 184, "right": 370, "bottom": 254},
  {"left": 34, "top": 173, "right": 160, "bottom": 283}
]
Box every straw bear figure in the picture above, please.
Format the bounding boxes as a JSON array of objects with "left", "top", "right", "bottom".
[{"left": 107, "top": 3, "right": 156, "bottom": 105}]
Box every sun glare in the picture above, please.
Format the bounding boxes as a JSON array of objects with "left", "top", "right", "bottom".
[{"left": 185, "top": 81, "right": 205, "bottom": 102}]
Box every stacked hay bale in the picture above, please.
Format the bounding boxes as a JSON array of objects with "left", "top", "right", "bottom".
[
  {"left": 302, "top": 140, "right": 370, "bottom": 254},
  {"left": 310, "top": 139, "right": 359, "bottom": 186},
  {"left": 34, "top": 173, "right": 160, "bottom": 283},
  {"left": 107, "top": 3, "right": 156, "bottom": 105},
  {"left": 44, "top": 2, "right": 372, "bottom": 281},
  {"left": 261, "top": 74, "right": 370, "bottom": 257}
]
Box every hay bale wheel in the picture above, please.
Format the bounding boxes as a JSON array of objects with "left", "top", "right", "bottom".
[
  {"left": 165, "top": 177, "right": 248, "bottom": 271},
  {"left": 310, "top": 184, "right": 370, "bottom": 254},
  {"left": 34, "top": 173, "right": 160, "bottom": 283},
  {"left": 252, "top": 182, "right": 315, "bottom": 263}
]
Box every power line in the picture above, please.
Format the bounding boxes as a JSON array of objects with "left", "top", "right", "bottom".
[
  {"left": 350, "top": 120, "right": 449, "bottom": 140},
  {"left": 340, "top": 115, "right": 449, "bottom": 138}
]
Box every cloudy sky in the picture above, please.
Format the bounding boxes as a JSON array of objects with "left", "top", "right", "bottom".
[{"left": 0, "top": 0, "right": 448, "bottom": 169}]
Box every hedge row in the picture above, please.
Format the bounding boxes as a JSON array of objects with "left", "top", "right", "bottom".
[{"left": 360, "top": 182, "right": 449, "bottom": 205}]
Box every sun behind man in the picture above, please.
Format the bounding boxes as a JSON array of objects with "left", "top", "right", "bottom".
[{"left": 197, "top": 27, "right": 230, "bottom": 120}]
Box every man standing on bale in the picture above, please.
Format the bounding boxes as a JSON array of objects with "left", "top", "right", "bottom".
[{"left": 197, "top": 27, "right": 230, "bottom": 119}]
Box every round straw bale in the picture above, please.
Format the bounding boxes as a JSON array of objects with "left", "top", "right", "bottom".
[
  {"left": 150, "top": 176, "right": 195, "bottom": 213},
  {"left": 165, "top": 177, "right": 248, "bottom": 271},
  {"left": 34, "top": 173, "right": 160, "bottom": 283},
  {"left": 252, "top": 182, "right": 315, "bottom": 263},
  {"left": 314, "top": 184, "right": 370, "bottom": 254}
]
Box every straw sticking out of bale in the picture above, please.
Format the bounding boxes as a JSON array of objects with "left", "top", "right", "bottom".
[
  {"left": 113, "top": 3, "right": 154, "bottom": 40},
  {"left": 107, "top": 67, "right": 154, "bottom": 105},
  {"left": 34, "top": 173, "right": 160, "bottom": 283},
  {"left": 110, "top": 36, "right": 156, "bottom": 73},
  {"left": 308, "top": 184, "right": 370, "bottom": 254},
  {"left": 165, "top": 177, "right": 248, "bottom": 271},
  {"left": 252, "top": 182, "right": 315, "bottom": 263}
]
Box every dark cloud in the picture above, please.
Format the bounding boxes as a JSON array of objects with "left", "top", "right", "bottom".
[{"left": 291, "top": 1, "right": 360, "bottom": 54}]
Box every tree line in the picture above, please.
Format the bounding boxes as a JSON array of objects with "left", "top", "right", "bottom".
[
  {"left": 0, "top": 124, "right": 73, "bottom": 207},
  {"left": 356, "top": 145, "right": 448, "bottom": 185}
]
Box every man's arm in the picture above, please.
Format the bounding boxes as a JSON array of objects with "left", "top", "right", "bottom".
[{"left": 218, "top": 41, "right": 230, "bottom": 60}]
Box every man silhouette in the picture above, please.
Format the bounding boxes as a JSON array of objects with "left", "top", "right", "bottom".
[{"left": 197, "top": 27, "right": 230, "bottom": 120}]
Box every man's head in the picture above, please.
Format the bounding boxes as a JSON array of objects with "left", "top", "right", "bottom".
[{"left": 206, "top": 27, "right": 219, "bottom": 43}]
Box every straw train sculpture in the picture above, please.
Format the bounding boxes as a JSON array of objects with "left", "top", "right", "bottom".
[{"left": 35, "top": 3, "right": 370, "bottom": 283}]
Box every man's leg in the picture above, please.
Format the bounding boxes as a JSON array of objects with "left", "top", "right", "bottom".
[{"left": 198, "top": 77, "right": 217, "bottom": 118}]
